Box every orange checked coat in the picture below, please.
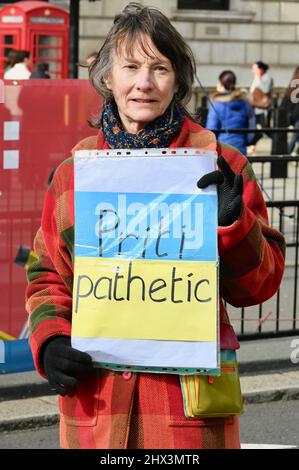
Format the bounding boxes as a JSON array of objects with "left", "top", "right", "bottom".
[{"left": 26, "top": 118, "right": 285, "bottom": 449}]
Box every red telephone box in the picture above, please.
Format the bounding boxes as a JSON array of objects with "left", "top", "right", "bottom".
[{"left": 0, "top": 1, "right": 69, "bottom": 78}]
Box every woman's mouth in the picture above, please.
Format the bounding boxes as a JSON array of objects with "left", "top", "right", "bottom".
[{"left": 131, "top": 99, "right": 157, "bottom": 103}]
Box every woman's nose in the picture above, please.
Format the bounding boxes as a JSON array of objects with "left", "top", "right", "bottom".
[{"left": 136, "top": 69, "right": 154, "bottom": 91}]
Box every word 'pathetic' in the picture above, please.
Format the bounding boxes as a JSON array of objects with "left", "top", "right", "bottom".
[{"left": 74, "top": 261, "right": 212, "bottom": 313}]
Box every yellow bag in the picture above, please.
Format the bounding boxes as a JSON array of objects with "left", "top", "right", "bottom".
[{"left": 180, "top": 359, "right": 244, "bottom": 418}]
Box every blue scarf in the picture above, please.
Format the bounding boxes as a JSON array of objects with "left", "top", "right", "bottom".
[{"left": 101, "top": 99, "right": 184, "bottom": 149}]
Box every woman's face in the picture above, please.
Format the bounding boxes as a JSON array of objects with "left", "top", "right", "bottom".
[
  {"left": 216, "top": 80, "right": 224, "bottom": 93},
  {"left": 252, "top": 63, "right": 262, "bottom": 78},
  {"left": 105, "top": 35, "right": 178, "bottom": 133}
]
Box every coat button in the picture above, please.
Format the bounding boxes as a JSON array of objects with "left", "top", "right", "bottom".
[{"left": 122, "top": 371, "right": 132, "bottom": 380}]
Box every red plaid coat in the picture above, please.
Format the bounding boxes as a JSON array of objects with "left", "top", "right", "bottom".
[{"left": 26, "top": 118, "right": 285, "bottom": 449}]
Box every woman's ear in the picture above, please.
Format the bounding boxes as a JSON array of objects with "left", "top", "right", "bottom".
[
  {"left": 173, "top": 85, "right": 179, "bottom": 101},
  {"left": 104, "top": 75, "right": 112, "bottom": 90}
]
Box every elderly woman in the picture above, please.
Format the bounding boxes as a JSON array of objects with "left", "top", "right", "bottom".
[{"left": 26, "top": 3, "right": 285, "bottom": 449}]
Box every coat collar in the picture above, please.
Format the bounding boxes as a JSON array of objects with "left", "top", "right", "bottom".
[{"left": 72, "top": 117, "right": 217, "bottom": 154}]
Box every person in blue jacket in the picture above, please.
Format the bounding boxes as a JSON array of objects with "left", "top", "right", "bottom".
[{"left": 206, "top": 70, "right": 254, "bottom": 156}]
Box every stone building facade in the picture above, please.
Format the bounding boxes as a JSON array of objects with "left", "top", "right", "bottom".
[{"left": 75, "top": 0, "right": 299, "bottom": 88}]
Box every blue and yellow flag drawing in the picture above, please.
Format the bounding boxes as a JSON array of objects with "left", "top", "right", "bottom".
[{"left": 72, "top": 149, "right": 219, "bottom": 374}]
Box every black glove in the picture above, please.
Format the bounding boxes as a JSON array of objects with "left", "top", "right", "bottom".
[
  {"left": 197, "top": 156, "right": 243, "bottom": 227},
  {"left": 41, "top": 336, "right": 93, "bottom": 396}
]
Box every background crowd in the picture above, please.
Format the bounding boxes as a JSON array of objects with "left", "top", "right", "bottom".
[
  {"left": 3, "top": 49, "right": 50, "bottom": 80},
  {"left": 203, "top": 60, "right": 299, "bottom": 157}
]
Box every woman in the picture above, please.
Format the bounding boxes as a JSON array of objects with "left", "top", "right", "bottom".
[
  {"left": 30, "top": 62, "right": 50, "bottom": 79},
  {"left": 4, "top": 49, "right": 17, "bottom": 74},
  {"left": 280, "top": 66, "right": 299, "bottom": 155},
  {"left": 248, "top": 61, "right": 273, "bottom": 153},
  {"left": 4, "top": 50, "right": 31, "bottom": 80},
  {"left": 206, "top": 70, "right": 254, "bottom": 155},
  {"left": 26, "top": 3, "right": 285, "bottom": 449}
]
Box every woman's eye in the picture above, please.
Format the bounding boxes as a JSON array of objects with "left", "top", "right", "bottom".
[
  {"left": 156, "top": 66, "right": 167, "bottom": 72},
  {"left": 125, "top": 64, "right": 137, "bottom": 69}
]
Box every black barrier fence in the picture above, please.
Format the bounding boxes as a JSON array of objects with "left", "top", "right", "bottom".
[
  {"left": 233, "top": 201, "right": 299, "bottom": 340},
  {"left": 211, "top": 126, "right": 294, "bottom": 157},
  {"left": 224, "top": 156, "right": 299, "bottom": 340},
  {"left": 201, "top": 124, "right": 299, "bottom": 338},
  {"left": 247, "top": 155, "right": 299, "bottom": 205}
]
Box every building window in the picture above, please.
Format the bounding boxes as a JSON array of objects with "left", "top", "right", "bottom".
[{"left": 178, "top": 0, "right": 229, "bottom": 10}]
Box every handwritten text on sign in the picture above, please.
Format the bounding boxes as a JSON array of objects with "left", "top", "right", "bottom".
[{"left": 72, "top": 151, "right": 219, "bottom": 371}]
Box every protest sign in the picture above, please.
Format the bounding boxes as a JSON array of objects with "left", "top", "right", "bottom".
[{"left": 72, "top": 148, "right": 219, "bottom": 374}]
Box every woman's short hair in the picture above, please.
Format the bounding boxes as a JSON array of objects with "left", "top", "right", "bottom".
[
  {"left": 89, "top": 2, "right": 196, "bottom": 111},
  {"left": 255, "top": 61, "right": 269, "bottom": 72},
  {"left": 5, "top": 49, "right": 18, "bottom": 68},
  {"left": 37, "top": 62, "right": 49, "bottom": 72},
  {"left": 218, "top": 70, "right": 236, "bottom": 92},
  {"left": 14, "top": 50, "right": 30, "bottom": 64}
]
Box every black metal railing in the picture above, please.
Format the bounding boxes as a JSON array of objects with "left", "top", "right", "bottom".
[
  {"left": 248, "top": 155, "right": 299, "bottom": 212},
  {"left": 198, "top": 123, "right": 299, "bottom": 337},
  {"left": 225, "top": 156, "right": 299, "bottom": 340}
]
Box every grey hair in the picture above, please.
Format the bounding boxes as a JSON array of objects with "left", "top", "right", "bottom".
[{"left": 89, "top": 3, "right": 196, "bottom": 126}]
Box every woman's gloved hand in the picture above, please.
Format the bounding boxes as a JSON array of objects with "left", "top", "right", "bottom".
[
  {"left": 41, "top": 336, "right": 93, "bottom": 396},
  {"left": 197, "top": 155, "right": 244, "bottom": 227}
]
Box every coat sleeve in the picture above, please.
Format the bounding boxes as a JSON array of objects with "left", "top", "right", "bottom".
[
  {"left": 217, "top": 143, "right": 286, "bottom": 307},
  {"left": 25, "top": 160, "right": 74, "bottom": 376},
  {"left": 206, "top": 102, "right": 221, "bottom": 131}
]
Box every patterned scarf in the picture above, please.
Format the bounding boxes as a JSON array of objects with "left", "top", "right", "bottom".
[{"left": 101, "top": 99, "right": 184, "bottom": 149}]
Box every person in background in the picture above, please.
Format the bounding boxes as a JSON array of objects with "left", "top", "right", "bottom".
[
  {"left": 195, "top": 95, "right": 208, "bottom": 127},
  {"left": 248, "top": 61, "right": 273, "bottom": 153},
  {"left": 280, "top": 66, "right": 299, "bottom": 155},
  {"left": 4, "top": 50, "right": 31, "bottom": 80},
  {"left": 206, "top": 70, "right": 254, "bottom": 156},
  {"left": 4, "top": 49, "right": 18, "bottom": 74},
  {"left": 79, "top": 51, "right": 98, "bottom": 78},
  {"left": 86, "top": 51, "right": 97, "bottom": 67},
  {"left": 26, "top": 3, "right": 285, "bottom": 450},
  {"left": 30, "top": 62, "right": 50, "bottom": 79}
]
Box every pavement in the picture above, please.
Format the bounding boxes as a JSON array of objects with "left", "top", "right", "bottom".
[{"left": 0, "top": 334, "right": 299, "bottom": 431}]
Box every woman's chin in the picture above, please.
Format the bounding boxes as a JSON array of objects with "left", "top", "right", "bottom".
[
  {"left": 126, "top": 111, "right": 163, "bottom": 127},
  {"left": 133, "top": 110, "right": 159, "bottom": 119}
]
